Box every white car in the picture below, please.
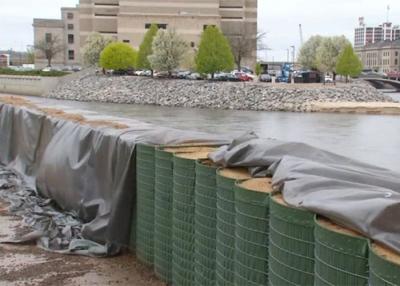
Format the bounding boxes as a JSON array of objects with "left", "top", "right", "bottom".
[{"left": 325, "top": 75, "right": 333, "bottom": 83}]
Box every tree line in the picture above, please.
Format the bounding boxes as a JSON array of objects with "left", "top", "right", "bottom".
[
  {"left": 298, "top": 35, "right": 363, "bottom": 82},
  {"left": 82, "top": 24, "right": 257, "bottom": 78}
]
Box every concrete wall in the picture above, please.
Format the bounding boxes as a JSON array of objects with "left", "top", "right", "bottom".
[{"left": 0, "top": 75, "right": 61, "bottom": 96}]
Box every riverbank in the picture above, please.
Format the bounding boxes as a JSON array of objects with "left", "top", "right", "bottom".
[{"left": 46, "top": 70, "right": 394, "bottom": 113}]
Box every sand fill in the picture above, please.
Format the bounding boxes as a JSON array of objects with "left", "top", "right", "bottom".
[
  {"left": 162, "top": 146, "right": 216, "bottom": 154},
  {"left": 317, "top": 217, "right": 363, "bottom": 237},
  {"left": 237, "top": 178, "right": 272, "bottom": 194},
  {"left": 272, "top": 193, "right": 288, "bottom": 206},
  {"left": 219, "top": 168, "right": 251, "bottom": 180},
  {"left": 198, "top": 159, "right": 217, "bottom": 167},
  {"left": 176, "top": 151, "right": 214, "bottom": 160},
  {"left": 0, "top": 95, "right": 129, "bottom": 129},
  {"left": 373, "top": 243, "right": 400, "bottom": 266}
]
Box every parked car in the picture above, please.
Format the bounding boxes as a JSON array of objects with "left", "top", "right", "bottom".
[
  {"left": 324, "top": 75, "right": 333, "bottom": 83},
  {"left": 235, "top": 72, "right": 254, "bottom": 82},
  {"left": 259, "top": 74, "right": 272, "bottom": 83},
  {"left": 72, "top": 66, "right": 82, "bottom": 72},
  {"left": 241, "top": 67, "right": 254, "bottom": 74},
  {"left": 154, "top": 71, "right": 170, "bottom": 78},
  {"left": 187, "top": 72, "right": 203, "bottom": 80},
  {"left": 212, "top": 72, "right": 239, "bottom": 81},
  {"left": 177, "top": 71, "right": 191, "bottom": 79},
  {"left": 135, "top": 70, "right": 151, "bottom": 76}
]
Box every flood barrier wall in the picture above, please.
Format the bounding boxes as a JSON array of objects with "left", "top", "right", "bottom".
[{"left": 134, "top": 144, "right": 400, "bottom": 286}]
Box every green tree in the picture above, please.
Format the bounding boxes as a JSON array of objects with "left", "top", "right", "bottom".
[
  {"left": 148, "top": 29, "right": 188, "bottom": 76},
  {"left": 336, "top": 44, "right": 363, "bottom": 82},
  {"left": 196, "top": 26, "right": 234, "bottom": 78},
  {"left": 255, "top": 62, "right": 262, "bottom": 76},
  {"left": 298, "top": 35, "right": 323, "bottom": 70},
  {"left": 82, "top": 33, "right": 114, "bottom": 67},
  {"left": 137, "top": 24, "right": 158, "bottom": 71},
  {"left": 99, "top": 42, "right": 138, "bottom": 70},
  {"left": 316, "top": 36, "right": 350, "bottom": 78}
]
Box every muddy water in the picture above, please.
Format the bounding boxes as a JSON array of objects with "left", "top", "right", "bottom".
[{"left": 8, "top": 95, "right": 400, "bottom": 173}]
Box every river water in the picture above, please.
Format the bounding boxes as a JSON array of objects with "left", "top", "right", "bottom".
[{"left": 11, "top": 93, "right": 400, "bottom": 173}]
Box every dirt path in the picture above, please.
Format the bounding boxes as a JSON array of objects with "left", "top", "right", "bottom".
[{"left": 0, "top": 202, "right": 165, "bottom": 286}]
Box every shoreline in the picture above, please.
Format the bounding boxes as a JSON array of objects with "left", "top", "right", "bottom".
[
  {"left": 2, "top": 92, "right": 400, "bottom": 116},
  {"left": 43, "top": 70, "right": 395, "bottom": 114},
  {"left": 310, "top": 101, "right": 400, "bottom": 115}
]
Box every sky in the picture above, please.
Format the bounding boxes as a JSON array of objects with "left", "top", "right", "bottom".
[{"left": 1, "top": 0, "right": 400, "bottom": 61}]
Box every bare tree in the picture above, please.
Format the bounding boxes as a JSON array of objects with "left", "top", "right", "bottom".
[
  {"left": 229, "top": 30, "right": 268, "bottom": 71},
  {"left": 34, "top": 35, "right": 64, "bottom": 67}
]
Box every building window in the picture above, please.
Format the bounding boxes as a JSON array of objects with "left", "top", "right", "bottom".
[
  {"left": 68, "top": 24, "right": 74, "bottom": 30},
  {"left": 396, "top": 59, "right": 398, "bottom": 65},
  {"left": 94, "top": 13, "right": 118, "bottom": 17},
  {"left": 145, "top": 23, "right": 167, "bottom": 29},
  {"left": 68, "top": 34, "right": 74, "bottom": 44},
  {"left": 123, "top": 39, "right": 130, "bottom": 43},
  {"left": 190, "top": 42, "right": 195, "bottom": 48},
  {"left": 45, "top": 33, "right": 52, "bottom": 43},
  {"left": 203, "top": 25, "right": 216, "bottom": 30},
  {"left": 396, "top": 51, "right": 399, "bottom": 57},
  {"left": 68, "top": 50, "right": 75, "bottom": 60},
  {"left": 67, "top": 12, "right": 74, "bottom": 19}
]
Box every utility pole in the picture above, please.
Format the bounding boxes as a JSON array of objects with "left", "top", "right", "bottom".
[
  {"left": 290, "top": 45, "right": 295, "bottom": 66},
  {"left": 299, "top": 24, "right": 304, "bottom": 46},
  {"left": 287, "top": 48, "right": 290, "bottom": 63}
]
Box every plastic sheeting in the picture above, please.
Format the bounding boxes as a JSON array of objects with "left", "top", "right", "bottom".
[
  {"left": 209, "top": 132, "right": 400, "bottom": 254},
  {"left": 0, "top": 102, "right": 228, "bottom": 255}
]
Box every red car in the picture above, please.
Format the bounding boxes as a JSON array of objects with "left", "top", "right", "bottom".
[{"left": 235, "top": 72, "right": 254, "bottom": 82}]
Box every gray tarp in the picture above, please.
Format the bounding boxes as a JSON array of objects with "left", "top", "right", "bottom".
[
  {"left": 0, "top": 103, "right": 228, "bottom": 255},
  {"left": 209, "top": 132, "right": 400, "bottom": 254}
]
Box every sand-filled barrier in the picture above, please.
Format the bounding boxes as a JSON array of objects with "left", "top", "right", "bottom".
[
  {"left": 152, "top": 146, "right": 216, "bottom": 284},
  {"left": 269, "top": 194, "right": 315, "bottom": 286},
  {"left": 194, "top": 159, "right": 219, "bottom": 286},
  {"left": 215, "top": 168, "right": 251, "bottom": 285},
  {"left": 369, "top": 243, "right": 400, "bottom": 285},
  {"left": 314, "top": 217, "right": 369, "bottom": 285},
  {"left": 234, "top": 178, "right": 272, "bottom": 286},
  {"left": 172, "top": 148, "right": 217, "bottom": 286}
]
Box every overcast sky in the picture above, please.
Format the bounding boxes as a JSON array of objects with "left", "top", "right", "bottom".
[{"left": 1, "top": 0, "right": 400, "bottom": 61}]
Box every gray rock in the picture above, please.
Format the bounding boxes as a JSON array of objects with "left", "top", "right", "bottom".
[{"left": 46, "top": 70, "right": 394, "bottom": 112}]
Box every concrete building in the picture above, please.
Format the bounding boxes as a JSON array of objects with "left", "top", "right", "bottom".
[
  {"left": 356, "top": 40, "right": 400, "bottom": 73},
  {"left": 33, "top": 7, "right": 81, "bottom": 68},
  {"left": 0, "top": 54, "right": 10, "bottom": 67},
  {"left": 33, "top": 0, "right": 257, "bottom": 69},
  {"left": 355, "top": 17, "right": 400, "bottom": 48}
]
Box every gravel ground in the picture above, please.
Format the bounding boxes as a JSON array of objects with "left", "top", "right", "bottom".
[
  {"left": 46, "top": 70, "right": 394, "bottom": 113},
  {"left": 0, "top": 201, "right": 165, "bottom": 286}
]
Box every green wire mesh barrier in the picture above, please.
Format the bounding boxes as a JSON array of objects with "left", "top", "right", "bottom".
[
  {"left": 172, "top": 154, "right": 201, "bottom": 286},
  {"left": 269, "top": 194, "right": 315, "bottom": 286},
  {"left": 194, "top": 160, "right": 218, "bottom": 286},
  {"left": 216, "top": 169, "right": 250, "bottom": 286},
  {"left": 135, "top": 144, "right": 156, "bottom": 266},
  {"left": 314, "top": 217, "right": 369, "bottom": 286},
  {"left": 153, "top": 147, "right": 174, "bottom": 283},
  {"left": 369, "top": 243, "right": 400, "bottom": 286},
  {"left": 234, "top": 178, "right": 272, "bottom": 286}
]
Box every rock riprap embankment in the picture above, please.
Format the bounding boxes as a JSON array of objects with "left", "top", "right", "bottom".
[{"left": 47, "top": 71, "right": 394, "bottom": 112}]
